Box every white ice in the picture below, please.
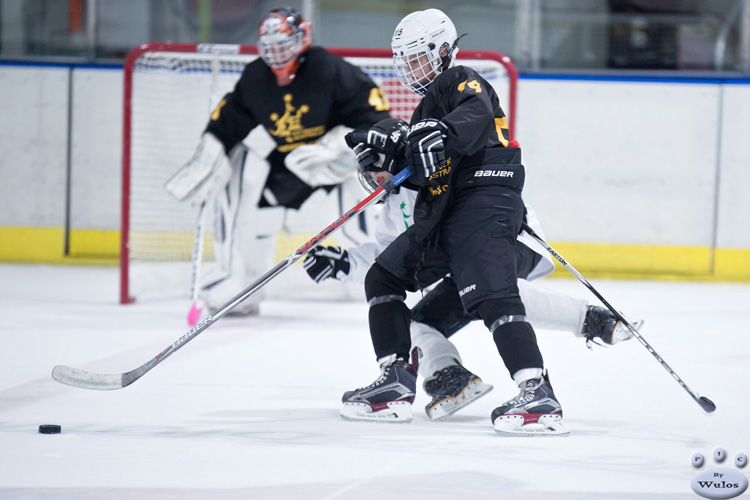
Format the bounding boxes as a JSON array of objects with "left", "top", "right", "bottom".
[{"left": 1, "top": 263, "right": 748, "bottom": 499}]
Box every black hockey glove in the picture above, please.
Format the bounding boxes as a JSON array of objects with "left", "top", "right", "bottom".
[
  {"left": 404, "top": 119, "right": 448, "bottom": 184},
  {"left": 346, "top": 119, "right": 408, "bottom": 171},
  {"left": 345, "top": 130, "right": 378, "bottom": 171},
  {"left": 303, "top": 246, "right": 350, "bottom": 283}
]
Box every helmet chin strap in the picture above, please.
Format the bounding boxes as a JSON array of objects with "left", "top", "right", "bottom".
[
  {"left": 271, "top": 58, "right": 302, "bottom": 86},
  {"left": 440, "top": 33, "right": 467, "bottom": 69}
]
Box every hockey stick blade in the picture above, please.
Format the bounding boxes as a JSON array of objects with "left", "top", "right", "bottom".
[
  {"left": 698, "top": 396, "right": 717, "bottom": 413},
  {"left": 52, "top": 314, "right": 217, "bottom": 390},
  {"left": 521, "top": 222, "right": 717, "bottom": 414},
  {"left": 52, "top": 167, "right": 413, "bottom": 391},
  {"left": 53, "top": 365, "right": 140, "bottom": 390}
]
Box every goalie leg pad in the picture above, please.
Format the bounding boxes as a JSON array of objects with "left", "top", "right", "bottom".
[{"left": 198, "top": 146, "right": 281, "bottom": 316}]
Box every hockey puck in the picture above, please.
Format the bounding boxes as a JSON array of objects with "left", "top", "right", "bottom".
[{"left": 38, "top": 424, "right": 61, "bottom": 434}]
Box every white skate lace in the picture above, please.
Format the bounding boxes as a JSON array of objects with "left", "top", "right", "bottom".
[{"left": 355, "top": 364, "right": 393, "bottom": 391}]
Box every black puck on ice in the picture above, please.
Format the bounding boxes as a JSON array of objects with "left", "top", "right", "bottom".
[{"left": 39, "top": 424, "right": 61, "bottom": 434}]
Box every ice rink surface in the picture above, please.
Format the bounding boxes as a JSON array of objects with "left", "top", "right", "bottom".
[{"left": 1, "top": 263, "right": 748, "bottom": 499}]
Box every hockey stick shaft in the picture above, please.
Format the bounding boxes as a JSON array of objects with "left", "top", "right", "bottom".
[
  {"left": 52, "top": 167, "right": 413, "bottom": 391},
  {"left": 189, "top": 202, "right": 206, "bottom": 302},
  {"left": 521, "top": 223, "right": 716, "bottom": 414},
  {"left": 187, "top": 201, "right": 207, "bottom": 325}
]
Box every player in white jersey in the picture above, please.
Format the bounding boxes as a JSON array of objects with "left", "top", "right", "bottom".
[{"left": 303, "top": 118, "right": 641, "bottom": 422}]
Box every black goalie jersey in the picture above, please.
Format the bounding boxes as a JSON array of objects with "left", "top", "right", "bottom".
[{"left": 205, "top": 47, "right": 391, "bottom": 209}]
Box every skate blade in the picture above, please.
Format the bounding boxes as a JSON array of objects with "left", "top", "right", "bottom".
[
  {"left": 427, "top": 379, "right": 494, "bottom": 421},
  {"left": 493, "top": 414, "right": 570, "bottom": 436},
  {"left": 340, "top": 401, "right": 413, "bottom": 423}
]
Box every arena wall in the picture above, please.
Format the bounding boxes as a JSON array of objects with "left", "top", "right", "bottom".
[{"left": 1, "top": 62, "right": 748, "bottom": 280}]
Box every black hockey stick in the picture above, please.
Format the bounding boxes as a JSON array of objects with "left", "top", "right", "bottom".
[
  {"left": 52, "top": 167, "right": 413, "bottom": 390},
  {"left": 521, "top": 222, "right": 716, "bottom": 414}
]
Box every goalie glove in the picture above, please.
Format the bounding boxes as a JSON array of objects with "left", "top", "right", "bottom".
[
  {"left": 285, "top": 125, "right": 357, "bottom": 186},
  {"left": 165, "top": 133, "right": 232, "bottom": 204},
  {"left": 404, "top": 119, "right": 448, "bottom": 184},
  {"left": 303, "top": 246, "right": 350, "bottom": 283}
]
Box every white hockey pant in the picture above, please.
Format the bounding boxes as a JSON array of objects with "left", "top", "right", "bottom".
[
  {"left": 518, "top": 279, "right": 588, "bottom": 337},
  {"left": 410, "top": 321, "right": 462, "bottom": 380}
]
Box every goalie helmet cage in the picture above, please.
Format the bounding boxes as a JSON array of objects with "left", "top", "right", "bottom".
[{"left": 120, "top": 42, "right": 519, "bottom": 304}]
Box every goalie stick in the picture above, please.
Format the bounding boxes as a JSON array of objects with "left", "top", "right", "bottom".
[
  {"left": 186, "top": 201, "right": 207, "bottom": 326},
  {"left": 186, "top": 51, "right": 224, "bottom": 326},
  {"left": 521, "top": 222, "right": 717, "bottom": 414},
  {"left": 52, "top": 167, "right": 413, "bottom": 391}
]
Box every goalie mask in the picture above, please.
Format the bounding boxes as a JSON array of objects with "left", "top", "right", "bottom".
[
  {"left": 258, "top": 7, "right": 311, "bottom": 86},
  {"left": 391, "top": 9, "right": 459, "bottom": 96},
  {"left": 355, "top": 118, "right": 409, "bottom": 193}
]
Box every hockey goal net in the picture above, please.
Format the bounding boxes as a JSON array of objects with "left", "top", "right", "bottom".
[{"left": 120, "top": 42, "right": 518, "bottom": 304}]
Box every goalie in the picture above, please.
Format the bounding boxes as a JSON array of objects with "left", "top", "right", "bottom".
[{"left": 164, "top": 6, "right": 390, "bottom": 318}]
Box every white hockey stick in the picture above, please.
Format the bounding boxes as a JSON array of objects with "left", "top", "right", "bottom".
[
  {"left": 521, "top": 222, "right": 716, "bottom": 414},
  {"left": 186, "top": 201, "right": 207, "bottom": 326},
  {"left": 51, "top": 167, "right": 413, "bottom": 390},
  {"left": 186, "top": 51, "right": 224, "bottom": 326}
]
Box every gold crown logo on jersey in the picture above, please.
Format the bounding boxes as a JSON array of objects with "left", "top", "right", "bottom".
[{"left": 269, "top": 94, "right": 325, "bottom": 150}]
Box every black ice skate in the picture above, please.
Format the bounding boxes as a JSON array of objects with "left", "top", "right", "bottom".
[
  {"left": 340, "top": 356, "right": 417, "bottom": 423},
  {"left": 491, "top": 371, "right": 569, "bottom": 436},
  {"left": 582, "top": 305, "right": 644, "bottom": 346},
  {"left": 423, "top": 363, "right": 493, "bottom": 421}
]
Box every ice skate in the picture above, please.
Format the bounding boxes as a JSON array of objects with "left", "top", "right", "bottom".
[
  {"left": 491, "top": 371, "right": 569, "bottom": 436},
  {"left": 423, "top": 364, "right": 493, "bottom": 420},
  {"left": 340, "top": 355, "right": 417, "bottom": 423},
  {"left": 582, "top": 305, "right": 643, "bottom": 346}
]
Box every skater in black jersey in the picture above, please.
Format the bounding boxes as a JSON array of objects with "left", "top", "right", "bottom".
[{"left": 340, "top": 9, "right": 569, "bottom": 435}]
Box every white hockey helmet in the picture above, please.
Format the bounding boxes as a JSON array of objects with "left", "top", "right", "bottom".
[
  {"left": 391, "top": 9, "right": 459, "bottom": 96},
  {"left": 258, "top": 7, "right": 312, "bottom": 85}
]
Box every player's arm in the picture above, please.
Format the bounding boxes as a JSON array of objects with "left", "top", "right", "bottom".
[
  {"left": 303, "top": 118, "right": 412, "bottom": 284},
  {"left": 438, "top": 67, "right": 504, "bottom": 155},
  {"left": 166, "top": 67, "right": 262, "bottom": 203},
  {"left": 404, "top": 68, "right": 500, "bottom": 184},
  {"left": 304, "top": 192, "right": 412, "bottom": 284},
  {"left": 205, "top": 64, "right": 261, "bottom": 153}
]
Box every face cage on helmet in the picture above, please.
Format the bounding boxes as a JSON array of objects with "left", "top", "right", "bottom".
[
  {"left": 393, "top": 50, "right": 442, "bottom": 96},
  {"left": 357, "top": 167, "right": 394, "bottom": 195},
  {"left": 259, "top": 30, "right": 305, "bottom": 68}
]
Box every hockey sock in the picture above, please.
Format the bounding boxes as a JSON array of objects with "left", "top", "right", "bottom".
[
  {"left": 477, "top": 298, "right": 544, "bottom": 377},
  {"left": 491, "top": 321, "right": 544, "bottom": 377},
  {"left": 369, "top": 301, "right": 411, "bottom": 361},
  {"left": 365, "top": 263, "right": 413, "bottom": 361}
]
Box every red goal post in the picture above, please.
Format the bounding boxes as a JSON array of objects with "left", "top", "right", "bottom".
[{"left": 120, "top": 42, "right": 519, "bottom": 304}]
